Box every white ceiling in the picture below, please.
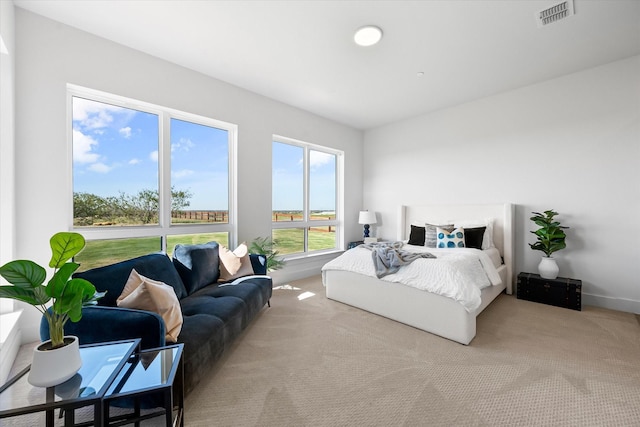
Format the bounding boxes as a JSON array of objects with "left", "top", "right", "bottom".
[{"left": 14, "top": 0, "right": 640, "bottom": 130}]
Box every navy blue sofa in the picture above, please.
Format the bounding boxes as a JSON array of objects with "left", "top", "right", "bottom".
[{"left": 40, "top": 243, "right": 272, "bottom": 395}]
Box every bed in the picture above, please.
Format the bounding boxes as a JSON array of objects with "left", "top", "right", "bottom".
[{"left": 323, "top": 203, "right": 514, "bottom": 345}]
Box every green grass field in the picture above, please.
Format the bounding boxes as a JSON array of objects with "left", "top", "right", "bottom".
[
  {"left": 76, "top": 228, "right": 335, "bottom": 271},
  {"left": 75, "top": 233, "right": 228, "bottom": 271}
]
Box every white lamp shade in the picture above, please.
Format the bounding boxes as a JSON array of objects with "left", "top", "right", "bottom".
[{"left": 358, "top": 211, "right": 377, "bottom": 225}]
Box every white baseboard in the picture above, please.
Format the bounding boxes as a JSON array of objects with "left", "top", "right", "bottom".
[{"left": 582, "top": 292, "right": 640, "bottom": 314}]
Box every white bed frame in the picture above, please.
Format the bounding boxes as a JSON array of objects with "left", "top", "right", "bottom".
[{"left": 325, "top": 203, "right": 514, "bottom": 345}]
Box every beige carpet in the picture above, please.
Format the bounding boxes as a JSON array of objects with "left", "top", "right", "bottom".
[
  {"left": 185, "top": 276, "right": 640, "bottom": 426},
  {"left": 5, "top": 275, "right": 640, "bottom": 426}
]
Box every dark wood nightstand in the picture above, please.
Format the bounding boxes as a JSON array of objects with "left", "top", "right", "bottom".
[{"left": 517, "top": 272, "right": 582, "bottom": 311}]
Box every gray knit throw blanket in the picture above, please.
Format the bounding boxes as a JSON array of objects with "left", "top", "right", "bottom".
[{"left": 361, "top": 241, "right": 436, "bottom": 278}]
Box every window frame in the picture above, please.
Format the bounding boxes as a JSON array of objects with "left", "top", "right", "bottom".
[
  {"left": 67, "top": 84, "right": 237, "bottom": 251},
  {"left": 272, "top": 135, "right": 343, "bottom": 257}
]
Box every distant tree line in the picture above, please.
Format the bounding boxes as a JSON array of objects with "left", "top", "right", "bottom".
[{"left": 74, "top": 187, "right": 192, "bottom": 226}]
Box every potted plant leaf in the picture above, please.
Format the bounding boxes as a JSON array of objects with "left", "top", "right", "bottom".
[
  {"left": 529, "top": 210, "right": 569, "bottom": 279},
  {"left": 249, "top": 236, "right": 286, "bottom": 272},
  {"left": 0, "top": 232, "right": 104, "bottom": 387}
]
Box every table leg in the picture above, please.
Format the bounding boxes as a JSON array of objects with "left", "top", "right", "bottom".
[
  {"left": 94, "top": 401, "right": 103, "bottom": 427},
  {"left": 103, "top": 400, "right": 110, "bottom": 427},
  {"left": 165, "top": 388, "right": 172, "bottom": 427},
  {"left": 64, "top": 407, "right": 75, "bottom": 426},
  {"left": 134, "top": 398, "right": 141, "bottom": 427},
  {"left": 175, "top": 356, "right": 184, "bottom": 427},
  {"left": 45, "top": 409, "right": 54, "bottom": 427},
  {"left": 45, "top": 387, "right": 55, "bottom": 427}
]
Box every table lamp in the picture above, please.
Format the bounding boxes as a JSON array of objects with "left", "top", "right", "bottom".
[{"left": 358, "top": 210, "right": 377, "bottom": 239}]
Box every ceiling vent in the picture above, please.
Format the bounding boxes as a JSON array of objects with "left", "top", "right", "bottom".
[{"left": 536, "top": 0, "right": 575, "bottom": 27}]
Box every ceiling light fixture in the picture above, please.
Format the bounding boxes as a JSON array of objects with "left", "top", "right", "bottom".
[{"left": 354, "top": 25, "right": 383, "bottom": 47}]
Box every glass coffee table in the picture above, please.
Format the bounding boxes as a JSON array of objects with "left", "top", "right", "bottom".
[
  {"left": 0, "top": 339, "right": 140, "bottom": 427},
  {"left": 103, "top": 343, "right": 184, "bottom": 427}
]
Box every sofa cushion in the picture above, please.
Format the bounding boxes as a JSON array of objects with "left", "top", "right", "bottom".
[
  {"left": 173, "top": 242, "right": 220, "bottom": 295},
  {"left": 218, "top": 243, "right": 255, "bottom": 282},
  {"left": 117, "top": 269, "right": 183, "bottom": 342},
  {"left": 75, "top": 252, "right": 188, "bottom": 306},
  {"left": 190, "top": 279, "right": 271, "bottom": 327},
  {"left": 180, "top": 295, "right": 246, "bottom": 324}
]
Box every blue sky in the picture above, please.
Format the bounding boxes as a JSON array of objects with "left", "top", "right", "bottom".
[
  {"left": 72, "top": 97, "right": 228, "bottom": 210},
  {"left": 73, "top": 97, "right": 335, "bottom": 213},
  {"left": 272, "top": 142, "right": 336, "bottom": 212}
]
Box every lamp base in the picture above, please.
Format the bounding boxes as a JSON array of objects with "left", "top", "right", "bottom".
[
  {"left": 364, "top": 237, "right": 378, "bottom": 244},
  {"left": 363, "top": 224, "right": 370, "bottom": 238}
]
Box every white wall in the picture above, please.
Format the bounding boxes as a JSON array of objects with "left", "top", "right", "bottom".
[
  {"left": 364, "top": 55, "right": 640, "bottom": 313},
  {"left": 14, "top": 9, "right": 363, "bottom": 341},
  {"left": 0, "top": 0, "right": 16, "bottom": 313},
  {"left": 0, "top": 0, "right": 22, "bottom": 385}
]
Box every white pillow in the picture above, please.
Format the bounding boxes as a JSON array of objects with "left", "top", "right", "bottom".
[
  {"left": 117, "top": 269, "right": 183, "bottom": 342},
  {"left": 436, "top": 227, "right": 465, "bottom": 248},
  {"left": 454, "top": 218, "right": 494, "bottom": 249},
  {"left": 218, "top": 242, "right": 255, "bottom": 282}
]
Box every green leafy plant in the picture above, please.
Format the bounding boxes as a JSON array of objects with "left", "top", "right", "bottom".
[
  {"left": 249, "top": 236, "right": 286, "bottom": 272},
  {"left": 0, "top": 232, "right": 104, "bottom": 349},
  {"left": 529, "top": 210, "right": 569, "bottom": 257}
]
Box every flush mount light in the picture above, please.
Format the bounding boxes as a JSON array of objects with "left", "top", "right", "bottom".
[{"left": 354, "top": 25, "right": 383, "bottom": 47}]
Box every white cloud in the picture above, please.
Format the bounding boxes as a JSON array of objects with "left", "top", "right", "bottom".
[
  {"left": 73, "top": 129, "right": 100, "bottom": 164},
  {"left": 129, "top": 158, "right": 140, "bottom": 165},
  {"left": 88, "top": 162, "right": 112, "bottom": 173},
  {"left": 73, "top": 97, "right": 135, "bottom": 131},
  {"left": 310, "top": 151, "right": 334, "bottom": 169},
  {"left": 119, "top": 127, "right": 132, "bottom": 138},
  {"left": 171, "top": 137, "right": 195, "bottom": 152},
  {"left": 149, "top": 150, "right": 159, "bottom": 162},
  {"left": 172, "top": 169, "right": 195, "bottom": 179}
]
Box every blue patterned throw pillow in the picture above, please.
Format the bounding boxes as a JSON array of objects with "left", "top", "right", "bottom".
[
  {"left": 436, "top": 227, "right": 465, "bottom": 248},
  {"left": 426, "top": 223, "right": 454, "bottom": 247}
]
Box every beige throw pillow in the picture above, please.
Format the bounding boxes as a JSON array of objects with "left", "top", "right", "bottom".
[
  {"left": 117, "top": 269, "right": 183, "bottom": 342},
  {"left": 218, "top": 242, "right": 255, "bottom": 282}
]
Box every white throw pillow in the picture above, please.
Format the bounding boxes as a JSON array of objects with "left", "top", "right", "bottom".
[
  {"left": 218, "top": 242, "right": 255, "bottom": 282},
  {"left": 117, "top": 269, "right": 183, "bottom": 342}
]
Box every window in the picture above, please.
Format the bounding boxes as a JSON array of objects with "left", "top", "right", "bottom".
[
  {"left": 70, "top": 86, "right": 235, "bottom": 270},
  {"left": 272, "top": 136, "right": 342, "bottom": 256}
]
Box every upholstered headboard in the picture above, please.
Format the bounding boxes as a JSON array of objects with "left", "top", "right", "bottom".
[{"left": 398, "top": 204, "right": 514, "bottom": 294}]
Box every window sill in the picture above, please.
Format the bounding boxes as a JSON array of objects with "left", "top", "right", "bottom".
[
  {"left": 0, "top": 310, "right": 23, "bottom": 384},
  {"left": 282, "top": 248, "right": 344, "bottom": 262}
]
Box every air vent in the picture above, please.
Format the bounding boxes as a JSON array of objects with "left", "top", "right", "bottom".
[{"left": 536, "top": 0, "right": 575, "bottom": 27}]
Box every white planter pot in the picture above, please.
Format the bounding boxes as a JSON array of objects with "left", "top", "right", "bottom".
[
  {"left": 538, "top": 256, "right": 559, "bottom": 280},
  {"left": 28, "top": 336, "right": 82, "bottom": 387}
]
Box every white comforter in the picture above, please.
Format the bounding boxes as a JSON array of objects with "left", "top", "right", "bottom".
[{"left": 321, "top": 244, "right": 502, "bottom": 312}]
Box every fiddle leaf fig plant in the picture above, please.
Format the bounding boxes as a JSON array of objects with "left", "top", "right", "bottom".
[
  {"left": 0, "top": 232, "right": 104, "bottom": 349},
  {"left": 529, "top": 210, "right": 569, "bottom": 257}
]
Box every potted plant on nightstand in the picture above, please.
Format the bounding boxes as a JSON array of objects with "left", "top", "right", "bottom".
[
  {"left": 529, "top": 210, "right": 569, "bottom": 279},
  {"left": 0, "top": 232, "right": 104, "bottom": 387}
]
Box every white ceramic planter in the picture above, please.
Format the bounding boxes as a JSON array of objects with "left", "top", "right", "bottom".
[
  {"left": 28, "top": 336, "right": 82, "bottom": 387},
  {"left": 538, "top": 256, "right": 559, "bottom": 280}
]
